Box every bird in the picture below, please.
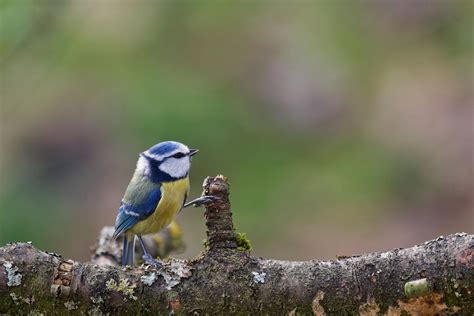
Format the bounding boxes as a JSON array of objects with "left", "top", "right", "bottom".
[{"left": 112, "top": 141, "right": 217, "bottom": 267}]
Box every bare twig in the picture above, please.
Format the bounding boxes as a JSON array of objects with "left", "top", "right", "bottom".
[{"left": 0, "top": 176, "right": 473, "bottom": 314}]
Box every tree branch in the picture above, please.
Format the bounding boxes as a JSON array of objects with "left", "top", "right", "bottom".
[{"left": 0, "top": 175, "right": 473, "bottom": 314}]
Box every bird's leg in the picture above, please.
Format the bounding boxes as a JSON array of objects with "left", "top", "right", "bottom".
[
  {"left": 137, "top": 235, "right": 162, "bottom": 269},
  {"left": 184, "top": 195, "right": 221, "bottom": 208}
]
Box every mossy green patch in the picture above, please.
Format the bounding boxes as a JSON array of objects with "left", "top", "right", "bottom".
[
  {"left": 106, "top": 278, "right": 137, "bottom": 301},
  {"left": 235, "top": 232, "right": 252, "bottom": 252}
]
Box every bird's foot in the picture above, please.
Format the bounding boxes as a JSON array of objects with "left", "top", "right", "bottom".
[
  {"left": 142, "top": 253, "right": 163, "bottom": 269},
  {"left": 184, "top": 195, "right": 221, "bottom": 208}
]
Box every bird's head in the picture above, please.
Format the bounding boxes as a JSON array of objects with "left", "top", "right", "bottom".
[{"left": 137, "top": 141, "right": 198, "bottom": 181}]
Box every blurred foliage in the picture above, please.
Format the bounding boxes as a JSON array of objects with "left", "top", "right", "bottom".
[{"left": 0, "top": 0, "right": 472, "bottom": 260}]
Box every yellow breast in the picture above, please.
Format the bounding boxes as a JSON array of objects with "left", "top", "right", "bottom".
[{"left": 130, "top": 177, "right": 190, "bottom": 235}]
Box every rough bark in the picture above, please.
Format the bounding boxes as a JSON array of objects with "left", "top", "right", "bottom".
[{"left": 0, "top": 175, "right": 473, "bottom": 315}]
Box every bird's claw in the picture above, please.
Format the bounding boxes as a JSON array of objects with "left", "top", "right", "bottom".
[
  {"left": 142, "top": 253, "right": 163, "bottom": 269},
  {"left": 184, "top": 195, "right": 221, "bottom": 208}
]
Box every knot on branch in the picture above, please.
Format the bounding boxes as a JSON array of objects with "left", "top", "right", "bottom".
[
  {"left": 202, "top": 175, "right": 237, "bottom": 251},
  {"left": 50, "top": 258, "right": 74, "bottom": 298}
]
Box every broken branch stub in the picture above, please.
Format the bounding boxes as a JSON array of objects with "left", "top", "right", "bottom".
[{"left": 202, "top": 175, "right": 237, "bottom": 251}]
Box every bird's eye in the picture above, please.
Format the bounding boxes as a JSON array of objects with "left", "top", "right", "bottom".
[{"left": 172, "top": 152, "right": 186, "bottom": 159}]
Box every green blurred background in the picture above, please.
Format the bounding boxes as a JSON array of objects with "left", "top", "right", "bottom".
[{"left": 1, "top": 0, "right": 472, "bottom": 261}]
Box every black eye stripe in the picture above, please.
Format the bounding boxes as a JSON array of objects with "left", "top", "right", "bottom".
[{"left": 172, "top": 152, "right": 186, "bottom": 158}]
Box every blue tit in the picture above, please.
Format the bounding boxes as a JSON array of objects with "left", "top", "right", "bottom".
[{"left": 112, "top": 141, "right": 217, "bottom": 267}]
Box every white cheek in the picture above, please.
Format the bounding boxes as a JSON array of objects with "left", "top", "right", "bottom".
[
  {"left": 159, "top": 157, "right": 190, "bottom": 178},
  {"left": 136, "top": 156, "right": 151, "bottom": 176}
]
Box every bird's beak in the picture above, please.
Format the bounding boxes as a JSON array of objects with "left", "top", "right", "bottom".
[{"left": 189, "top": 149, "right": 199, "bottom": 156}]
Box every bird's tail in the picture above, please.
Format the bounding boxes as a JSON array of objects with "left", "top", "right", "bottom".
[{"left": 122, "top": 235, "right": 135, "bottom": 266}]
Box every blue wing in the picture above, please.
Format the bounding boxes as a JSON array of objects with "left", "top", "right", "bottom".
[{"left": 112, "top": 187, "right": 162, "bottom": 239}]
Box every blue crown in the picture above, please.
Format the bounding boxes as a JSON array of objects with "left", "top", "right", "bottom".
[{"left": 147, "top": 141, "right": 183, "bottom": 156}]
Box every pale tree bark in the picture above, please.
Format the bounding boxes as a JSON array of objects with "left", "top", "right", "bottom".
[{"left": 0, "top": 175, "right": 473, "bottom": 315}]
